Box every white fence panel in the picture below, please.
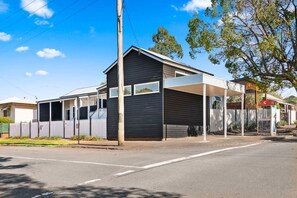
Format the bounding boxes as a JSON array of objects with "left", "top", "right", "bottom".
[
  {"left": 92, "top": 119, "right": 106, "bottom": 138},
  {"left": 51, "top": 121, "right": 63, "bottom": 137},
  {"left": 9, "top": 123, "right": 20, "bottom": 137},
  {"left": 39, "top": 122, "right": 49, "bottom": 137},
  {"left": 276, "top": 109, "right": 281, "bottom": 122},
  {"left": 210, "top": 109, "right": 223, "bottom": 132},
  {"left": 79, "top": 120, "right": 90, "bottom": 136},
  {"left": 290, "top": 110, "right": 296, "bottom": 124},
  {"left": 65, "top": 120, "right": 74, "bottom": 138},
  {"left": 21, "top": 123, "right": 30, "bottom": 137},
  {"left": 31, "top": 123, "right": 38, "bottom": 138},
  {"left": 247, "top": 110, "right": 256, "bottom": 122},
  {"left": 227, "top": 109, "right": 236, "bottom": 124}
]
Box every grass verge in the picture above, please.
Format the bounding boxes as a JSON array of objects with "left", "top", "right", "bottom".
[{"left": 0, "top": 138, "right": 77, "bottom": 146}]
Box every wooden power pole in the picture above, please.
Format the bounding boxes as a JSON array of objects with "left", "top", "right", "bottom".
[{"left": 117, "top": 0, "right": 125, "bottom": 146}]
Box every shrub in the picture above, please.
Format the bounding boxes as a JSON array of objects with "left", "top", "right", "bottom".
[
  {"left": 245, "top": 121, "right": 257, "bottom": 131},
  {"left": 0, "top": 117, "right": 14, "bottom": 123},
  {"left": 34, "top": 136, "right": 61, "bottom": 140},
  {"left": 277, "top": 120, "right": 287, "bottom": 127},
  {"left": 228, "top": 122, "right": 241, "bottom": 132},
  {"left": 70, "top": 135, "right": 102, "bottom": 141},
  {"left": 10, "top": 136, "right": 29, "bottom": 139}
]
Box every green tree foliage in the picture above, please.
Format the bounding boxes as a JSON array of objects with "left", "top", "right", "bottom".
[
  {"left": 285, "top": 95, "right": 297, "bottom": 104},
  {"left": 0, "top": 117, "right": 14, "bottom": 123},
  {"left": 186, "top": 0, "right": 297, "bottom": 92},
  {"left": 149, "top": 27, "right": 183, "bottom": 59}
]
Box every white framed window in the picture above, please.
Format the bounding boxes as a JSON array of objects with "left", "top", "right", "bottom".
[
  {"left": 134, "top": 81, "right": 160, "bottom": 95},
  {"left": 109, "top": 85, "right": 132, "bottom": 98},
  {"left": 175, "top": 71, "right": 189, "bottom": 77}
]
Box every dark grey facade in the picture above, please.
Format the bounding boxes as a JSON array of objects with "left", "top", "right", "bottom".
[{"left": 105, "top": 46, "right": 212, "bottom": 140}]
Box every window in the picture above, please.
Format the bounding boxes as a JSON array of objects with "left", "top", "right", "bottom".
[
  {"left": 134, "top": 81, "right": 159, "bottom": 95},
  {"left": 175, "top": 71, "right": 189, "bottom": 77},
  {"left": 109, "top": 85, "right": 132, "bottom": 98},
  {"left": 3, "top": 108, "right": 10, "bottom": 117},
  {"left": 211, "top": 96, "right": 222, "bottom": 109}
]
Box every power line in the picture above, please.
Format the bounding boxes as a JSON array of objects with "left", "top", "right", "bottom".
[
  {"left": 0, "top": 0, "right": 83, "bottom": 55},
  {"left": 0, "top": 0, "right": 57, "bottom": 30},
  {"left": 0, "top": 0, "right": 37, "bottom": 23},
  {"left": 123, "top": 0, "right": 140, "bottom": 47},
  {"left": 0, "top": 76, "right": 38, "bottom": 99}
]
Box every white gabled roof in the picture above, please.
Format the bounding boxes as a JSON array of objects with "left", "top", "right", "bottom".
[
  {"left": 0, "top": 97, "right": 36, "bottom": 105},
  {"left": 103, "top": 46, "right": 213, "bottom": 75}
]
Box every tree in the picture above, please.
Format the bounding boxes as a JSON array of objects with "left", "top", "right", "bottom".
[
  {"left": 186, "top": 0, "right": 297, "bottom": 92},
  {"left": 285, "top": 95, "right": 297, "bottom": 104},
  {"left": 149, "top": 27, "right": 183, "bottom": 59}
]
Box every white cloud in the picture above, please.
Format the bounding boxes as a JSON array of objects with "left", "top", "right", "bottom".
[
  {"left": 21, "top": 0, "right": 54, "bottom": 19},
  {"left": 171, "top": 5, "right": 178, "bottom": 11},
  {"left": 0, "top": 0, "right": 8, "bottom": 13},
  {"left": 25, "top": 72, "right": 32, "bottom": 77},
  {"left": 35, "top": 70, "right": 48, "bottom": 76},
  {"left": 36, "top": 48, "right": 65, "bottom": 59},
  {"left": 16, "top": 46, "right": 29, "bottom": 52},
  {"left": 181, "top": 0, "right": 211, "bottom": 12},
  {"left": 89, "top": 26, "right": 96, "bottom": 37},
  {"left": 0, "top": 32, "right": 11, "bottom": 41}
]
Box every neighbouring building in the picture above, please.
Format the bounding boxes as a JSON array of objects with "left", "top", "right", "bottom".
[{"left": 0, "top": 97, "right": 37, "bottom": 123}]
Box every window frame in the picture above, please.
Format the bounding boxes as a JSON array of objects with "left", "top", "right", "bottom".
[
  {"left": 109, "top": 85, "right": 132, "bottom": 98},
  {"left": 134, "top": 81, "right": 160, "bottom": 96}
]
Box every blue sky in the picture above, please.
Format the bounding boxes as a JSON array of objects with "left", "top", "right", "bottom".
[{"left": 0, "top": 0, "right": 296, "bottom": 101}]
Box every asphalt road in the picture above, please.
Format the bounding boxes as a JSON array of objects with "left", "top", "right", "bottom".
[{"left": 0, "top": 137, "right": 296, "bottom": 197}]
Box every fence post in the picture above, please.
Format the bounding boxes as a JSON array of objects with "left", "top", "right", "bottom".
[
  {"left": 8, "top": 123, "right": 10, "bottom": 138},
  {"left": 29, "top": 121, "right": 32, "bottom": 138},
  {"left": 20, "top": 122, "right": 22, "bottom": 137},
  {"left": 38, "top": 121, "right": 40, "bottom": 137},
  {"left": 89, "top": 118, "right": 92, "bottom": 136}
]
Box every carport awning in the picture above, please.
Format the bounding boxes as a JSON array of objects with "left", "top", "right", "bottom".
[{"left": 164, "top": 74, "right": 245, "bottom": 96}]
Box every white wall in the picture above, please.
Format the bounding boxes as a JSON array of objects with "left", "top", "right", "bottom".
[
  {"left": 210, "top": 109, "right": 257, "bottom": 132},
  {"left": 14, "top": 107, "right": 35, "bottom": 123},
  {"left": 290, "top": 110, "right": 296, "bottom": 124}
]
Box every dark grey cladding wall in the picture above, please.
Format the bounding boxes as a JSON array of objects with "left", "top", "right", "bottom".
[
  {"left": 106, "top": 50, "right": 163, "bottom": 140},
  {"left": 164, "top": 89, "right": 210, "bottom": 126}
]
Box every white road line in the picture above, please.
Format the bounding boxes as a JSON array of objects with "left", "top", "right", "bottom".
[
  {"left": 114, "top": 170, "right": 135, "bottom": 176},
  {"left": 31, "top": 192, "right": 53, "bottom": 198},
  {"left": 78, "top": 178, "right": 101, "bottom": 186},
  {"left": 142, "top": 142, "right": 262, "bottom": 169},
  {"left": 0, "top": 155, "right": 142, "bottom": 169}
]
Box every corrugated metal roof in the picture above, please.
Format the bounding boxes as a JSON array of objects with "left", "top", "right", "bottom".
[
  {"left": 0, "top": 97, "right": 36, "bottom": 105},
  {"left": 62, "top": 85, "right": 99, "bottom": 98},
  {"left": 104, "top": 46, "right": 213, "bottom": 75}
]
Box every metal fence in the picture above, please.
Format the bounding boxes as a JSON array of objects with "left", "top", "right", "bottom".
[
  {"left": 9, "top": 119, "right": 106, "bottom": 139},
  {"left": 0, "top": 123, "right": 9, "bottom": 134}
]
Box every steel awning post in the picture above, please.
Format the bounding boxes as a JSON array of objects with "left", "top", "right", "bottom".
[
  {"left": 224, "top": 89, "right": 227, "bottom": 138},
  {"left": 241, "top": 93, "right": 245, "bottom": 136},
  {"left": 203, "top": 83, "right": 207, "bottom": 141}
]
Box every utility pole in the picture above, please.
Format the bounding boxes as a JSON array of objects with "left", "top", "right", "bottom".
[{"left": 117, "top": 0, "right": 125, "bottom": 146}]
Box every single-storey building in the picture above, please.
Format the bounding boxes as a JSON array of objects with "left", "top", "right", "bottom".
[
  {"left": 104, "top": 46, "right": 245, "bottom": 140},
  {"left": 0, "top": 97, "right": 37, "bottom": 123},
  {"left": 37, "top": 85, "right": 107, "bottom": 122}
]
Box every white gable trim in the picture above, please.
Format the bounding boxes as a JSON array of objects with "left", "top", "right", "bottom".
[{"left": 103, "top": 46, "right": 212, "bottom": 75}]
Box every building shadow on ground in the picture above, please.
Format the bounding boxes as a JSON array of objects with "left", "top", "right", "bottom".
[
  {"left": 55, "top": 186, "right": 182, "bottom": 198},
  {"left": 262, "top": 136, "right": 297, "bottom": 143},
  {"left": 0, "top": 157, "right": 182, "bottom": 198}
]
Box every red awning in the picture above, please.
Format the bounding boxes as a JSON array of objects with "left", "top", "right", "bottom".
[{"left": 258, "top": 100, "right": 275, "bottom": 106}]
